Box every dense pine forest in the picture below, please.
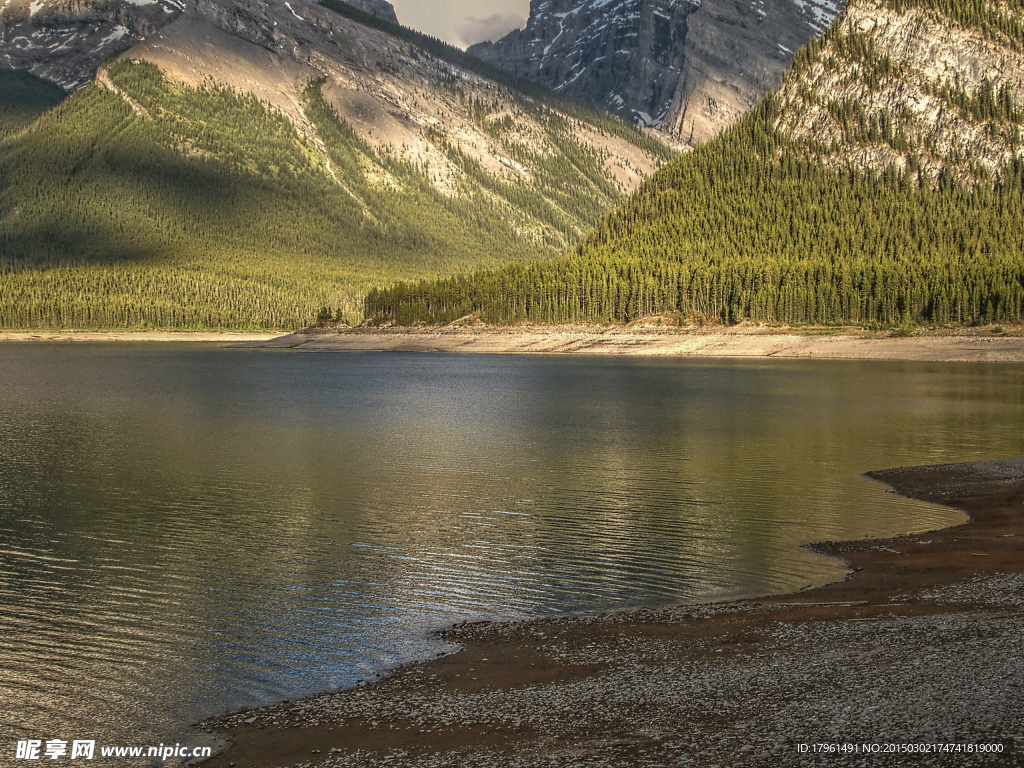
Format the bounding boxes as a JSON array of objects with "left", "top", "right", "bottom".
[
  {"left": 365, "top": 100, "right": 1024, "bottom": 327},
  {"left": 0, "top": 47, "right": 654, "bottom": 329},
  {"left": 364, "top": 0, "right": 1024, "bottom": 329}
]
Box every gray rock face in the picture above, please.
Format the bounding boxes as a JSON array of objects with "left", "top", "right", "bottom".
[
  {"left": 469, "top": 0, "right": 843, "bottom": 145},
  {"left": 469, "top": 0, "right": 698, "bottom": 129},
  {"left": 0, "top": 0, "right": 184, "bottom": 89}
]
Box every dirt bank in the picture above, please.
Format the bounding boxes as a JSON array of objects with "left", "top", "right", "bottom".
[
  {"left": 197, "top": 458, "right": 1024, "bottom": 767},
  {"left": 245, "top": 325, "right": 1024, "bottom": 362}
]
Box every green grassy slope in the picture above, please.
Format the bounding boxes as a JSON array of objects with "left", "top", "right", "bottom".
[{"left": 0, "top": 56, "right": 642, "bottom": 330}]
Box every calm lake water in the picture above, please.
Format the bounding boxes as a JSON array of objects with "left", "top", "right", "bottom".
[{"left": 1, "top": 345, "right": 1023, "bottom": 763}]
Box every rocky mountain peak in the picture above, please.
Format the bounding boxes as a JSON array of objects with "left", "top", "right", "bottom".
[
  {"left": 470, "top": 0, "right": 697, "bottom": 129},
  {"left": 469, "top": 0, "right": 843, "bottom": 146},
  {"left": 0, "top": 0, "right": 184, "bottom": 88}
]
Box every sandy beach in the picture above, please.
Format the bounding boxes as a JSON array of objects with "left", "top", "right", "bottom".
[
  {"left": 245, "top": 324, "right": 1024, "bottom": 363},
  {"left": 196, "top": 458, "right": 1024, "bottom": 767}
]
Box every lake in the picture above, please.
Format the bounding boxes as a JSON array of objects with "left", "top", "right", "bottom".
[{"left": 1, "top": 345, "right": 1022, "bottom": 763}]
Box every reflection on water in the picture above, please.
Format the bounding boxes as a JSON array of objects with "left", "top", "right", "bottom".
[{"left": 1, "top": 345, "right": 1022, "bottom": 761}]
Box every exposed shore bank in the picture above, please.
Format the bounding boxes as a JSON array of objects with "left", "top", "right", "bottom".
[
  {"left": 245, "top": 324, "right": 1024, "bottom": 362},
  {"left": 197, "top": 458, "right": 1024, "bottom": 767},
  {"left": 4, "top": 326, "right": 1023, "bottom": 362},
  {"left": 0, "top": 331, "right": 283, "bottom": 343}
]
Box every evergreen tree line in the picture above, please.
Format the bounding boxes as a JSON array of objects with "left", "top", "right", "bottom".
[
  {"left": 922, "top": 77, "right": 1023, "bottom": 123},
  {"left": 365, "top": 97, "right": 1024, "bottom": 327}
]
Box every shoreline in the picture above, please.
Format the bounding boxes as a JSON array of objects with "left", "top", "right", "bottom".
[
  {"left": 0, "top": 331, "right": 284, "bottom": 343},
  {"left": 3, "top": 325, "right": 1024, "bottom": 362},
  {"left": 244, "top": 324, "right": 1024, "bottom": 362},
  {"left": 197, "top": 458, "right": 1024, "bottom": 767}
]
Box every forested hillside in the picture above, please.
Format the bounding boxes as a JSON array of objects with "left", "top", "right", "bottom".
[
  {"left": 1, "top": 63, "right": 536, "bottom": 328},
  {"left": 0, "top": 0, "right": 667, "bottom": 330},
  {"left": 364, "top": 0, "right": 1024, "bottom": 328}
]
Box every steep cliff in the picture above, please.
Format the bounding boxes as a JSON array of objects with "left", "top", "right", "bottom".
[
  {"left": 339, "top": 0, "right": 395, "bottom": 24},
  {"left": 469, "top": 0, "right": 842, "bottom": 145},
  {"left": 0, "top": 0, "right": 183, "bottom": 89}
]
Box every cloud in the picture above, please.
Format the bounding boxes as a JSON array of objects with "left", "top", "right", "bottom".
[{"left": 455, "top": 13, "right": 524, "bottom": 46}]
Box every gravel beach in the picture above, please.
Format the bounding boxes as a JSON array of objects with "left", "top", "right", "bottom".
[{"left": 197, "top": 459, "right": 1024, "bottom": 768}]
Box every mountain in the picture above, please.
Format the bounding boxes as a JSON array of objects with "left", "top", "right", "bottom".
[
  {"left": 339, "top": 0, "right": 396, "bottom": 23},
  {"left": 0, "top": 0, "right": 670, "bottom": 330},
  {"left": 365, "top": 0, "right": 1024, "bottom": 327},
  {"left": 468, "top": 0, "right": 842, "bottom": 145},
  {"left": 0, "top": 0, "right": 395, "bottom": 90}
]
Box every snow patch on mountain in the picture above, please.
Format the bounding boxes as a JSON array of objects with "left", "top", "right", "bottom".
[{"left": 1, "top": 0, "right": 184, "bottom": 89}]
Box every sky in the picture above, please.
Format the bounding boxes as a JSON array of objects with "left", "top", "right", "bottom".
[{"left": 390, "top": 0, "right": 531, "bottom": 48}]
